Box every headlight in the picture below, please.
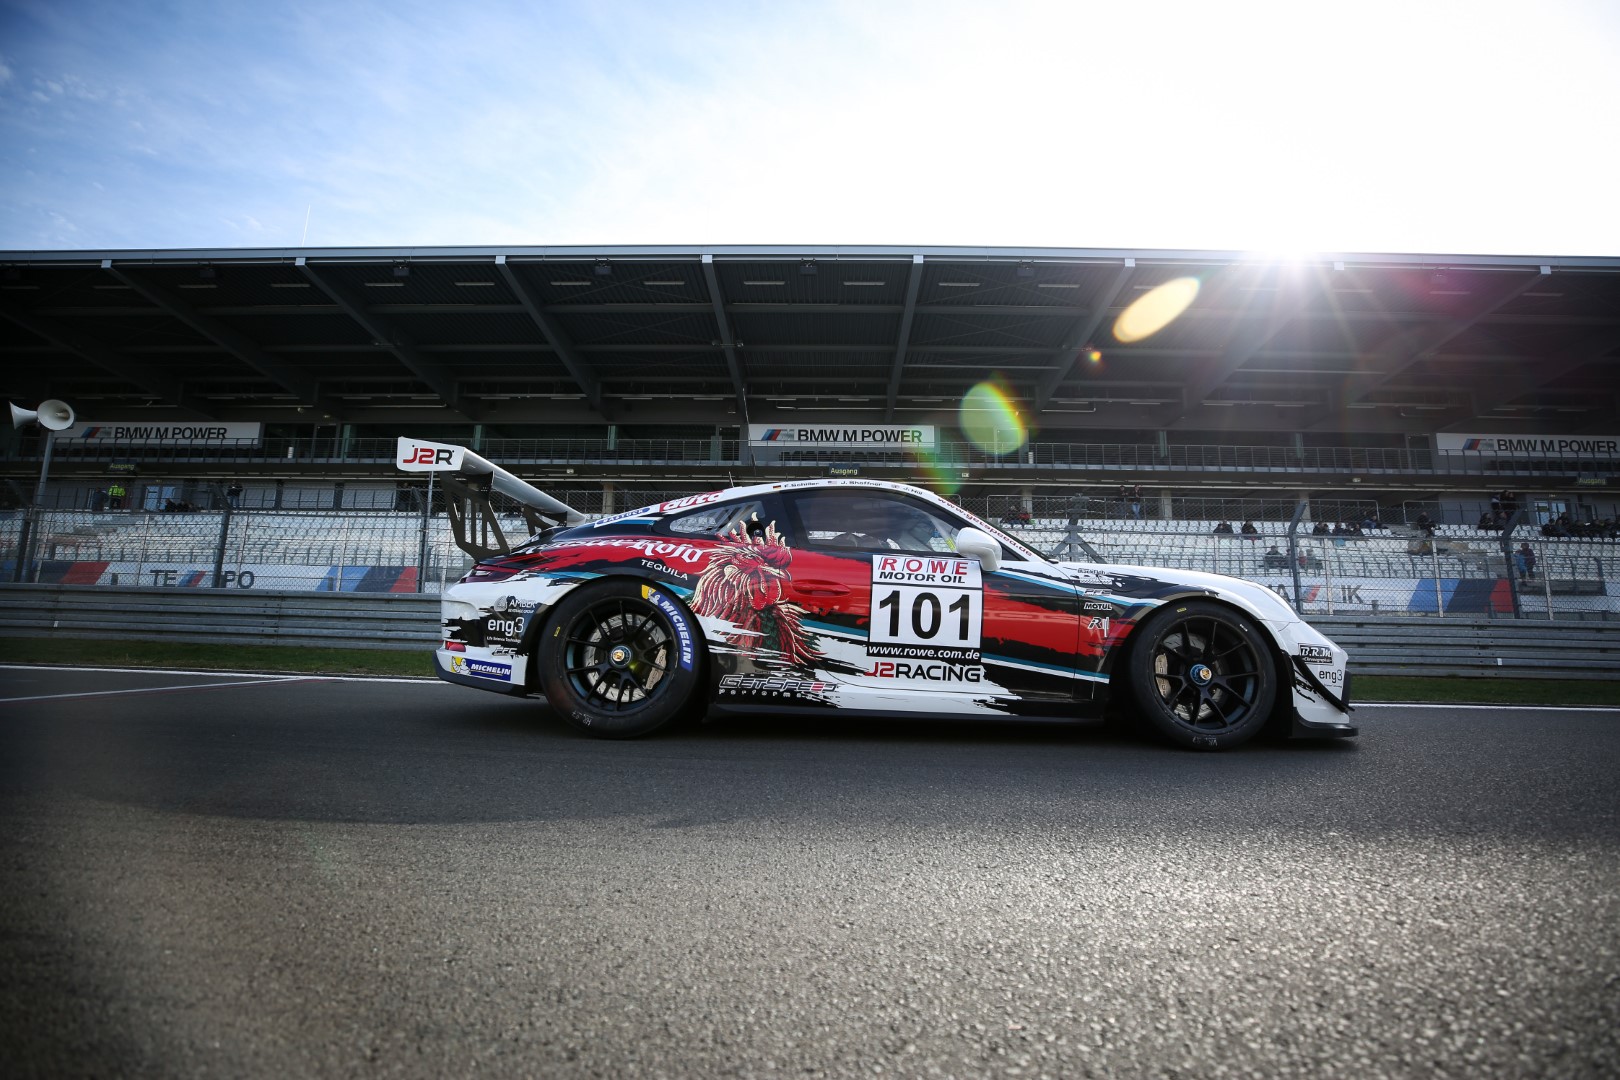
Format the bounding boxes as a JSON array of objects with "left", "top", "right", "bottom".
[{"left": 442, "top": 600, "right": 483, "bottom": 621}]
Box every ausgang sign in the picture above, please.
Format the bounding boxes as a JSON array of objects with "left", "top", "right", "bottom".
[
  {"left": 54, "top": 421, "right": 265, "bottom": 446},
  {"left": 1437, "top": 433, "right": 1620, "bottom": 460},
  {"left": 749, "top": 424, "right": 936, "bottom": 449}
]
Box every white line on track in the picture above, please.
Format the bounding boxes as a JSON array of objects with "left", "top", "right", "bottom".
[
  {"left": 0, "top": 665, "right": 1610, "bottom": 710},
  {"left": 1354, "top": 702, "right": 1619, "bottom": 712},
  {"left": 0, "top": 676, "right": 323, "bottom": 704},
  {"left": 0, "top": 663, "right": 445, "bottom": 686}
]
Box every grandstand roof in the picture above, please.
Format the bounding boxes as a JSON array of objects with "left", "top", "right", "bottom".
[{"left": 2, "top": 244, "right": 1617, "bottom": 435}]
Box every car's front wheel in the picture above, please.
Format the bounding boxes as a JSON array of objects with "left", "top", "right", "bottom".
[
  {"left": 1125, "top": 600, "right": 1276, "bottom": 750},
  {"left": 538, "top": 580, "right": 702, "bottom": 738}
]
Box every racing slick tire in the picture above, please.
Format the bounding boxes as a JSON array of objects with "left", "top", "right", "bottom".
[
  {"left": 1124, "top": 600, "right": 1276, "bottom": 751},
  {"left": 538, "top": 579, "right": 703, "bottom": 739}
]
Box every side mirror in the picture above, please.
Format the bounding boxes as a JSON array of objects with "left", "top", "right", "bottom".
[{"left": 955, "top": 527, "right": 1002, "bottom": 572}]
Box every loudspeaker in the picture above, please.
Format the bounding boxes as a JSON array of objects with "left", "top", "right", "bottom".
[{"left": 9, "top": 399, "right": 75, "bottom": 431}]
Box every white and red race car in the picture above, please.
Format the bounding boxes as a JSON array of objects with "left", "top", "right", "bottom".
[{"left": 402, "top": 438, "right": 1355, "bottom": 750}]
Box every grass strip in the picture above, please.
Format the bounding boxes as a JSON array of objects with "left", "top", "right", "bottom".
[{"left": 2, "top": 638, "right": 1617, "bottom": 706}]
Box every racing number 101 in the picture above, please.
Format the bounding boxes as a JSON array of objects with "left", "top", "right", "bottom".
[{"left": 877, "top": 589, "right": 971, "bottom": 641}]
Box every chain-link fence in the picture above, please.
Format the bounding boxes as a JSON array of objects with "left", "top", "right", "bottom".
[
  {"left": 3, "top": 501, "right": 1616, "bottom": 618},
  {"left": 1, "top": 509, "right": 473, "bottom": 593},
  {"left": 999, "top": 517, "right": 1616, "bottom": 620}
]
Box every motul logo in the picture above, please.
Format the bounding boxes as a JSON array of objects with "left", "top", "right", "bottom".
[{"left": 406, "top": 447, "right": 454, "bottom": 465}]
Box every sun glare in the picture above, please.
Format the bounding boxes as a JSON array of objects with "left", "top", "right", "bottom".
[{"left": 1113, "top": 277, "right": 1200, "bottom": 344}]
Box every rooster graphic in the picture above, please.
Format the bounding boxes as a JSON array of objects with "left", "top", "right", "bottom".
[{"left": 690, "top": 519, "right": 816, "bottom": 665}]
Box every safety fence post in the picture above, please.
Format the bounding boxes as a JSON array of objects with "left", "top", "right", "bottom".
[
  {"left": 134, "top": 514, "right": 150, "bottom": 587},
  {"left": 1286, "top": 502, "right": 1306, "bottom": 612},
  {"left": 336, "top": 515, "right": 351, "bottom": 593},
  {"left": 211, "top": 506, "right": 232, "bottom": 588},
  {"left": 1431, "top": 543, "right": 1445, "bottom": 617}
]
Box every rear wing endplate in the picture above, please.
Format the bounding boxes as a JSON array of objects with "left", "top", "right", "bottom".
[{"left": 397, "top": 437, "right": 586, "bottom": 559}]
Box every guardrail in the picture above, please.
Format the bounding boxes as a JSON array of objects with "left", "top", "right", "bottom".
[
  {"left": 0, "top": 584, "right": 438, "bottom": 651},
  {"left": 1313, "top": 617, "right": 1620, "bottom": 681},
  {"left": 2, "top": 585, "right": 1617, "bottom": 680}
]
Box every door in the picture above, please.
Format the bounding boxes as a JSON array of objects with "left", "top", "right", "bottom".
[{"left": 783, "top": 489, "right": 1084, "bottom": 707}]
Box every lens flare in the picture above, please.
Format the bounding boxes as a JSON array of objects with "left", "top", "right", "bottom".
[
  {"left": 1113, "top": 276, "right": 1200, "bottom": 343},
  {"left": 910, "top": 446, "right": 965, "bottom": 495},
  {"left": 959, "top": 380, "right": 1027, "bottom": 455}
]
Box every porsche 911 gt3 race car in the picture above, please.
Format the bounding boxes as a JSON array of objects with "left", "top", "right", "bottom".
[{"left": 400, "top": 438, "right": 1355, "bottom": 750}]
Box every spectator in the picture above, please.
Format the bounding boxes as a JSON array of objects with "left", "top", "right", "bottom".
[
  {"left": 107, "top": 481, "right": 126, "bottom": 510},
  {"left": 1415, "top": 511, "right": 1435, "bottom": 537},
  {"left": 1361, "top": 512, "right": 1380, "bottom": 531},
  {"left": 1490, "top": 491, "right": 1503, "bottom": 515},
  {"left": 1514, "top": 543, "right": 1536, "bottom": 582},
  {"left": 1213, "top": 520, "right": 1234, "bottom": 535},
  {"left": 1240, "top": 520, "right": 1259, "bottom": 538},
  {"left": 1263, "top": 545, "right": 1289, "bottom": 569},
  {"left": 1311, "top": 521, "right": 1329, "bottom": 536},
  {"left": 227, "top": 481, "right": 244, "bottom": 509},
  {"left": 90, "top": 488, "right": 108, "bottom": 512}
]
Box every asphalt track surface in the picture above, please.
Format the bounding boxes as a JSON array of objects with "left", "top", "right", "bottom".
[{"left": 1, "top": 666, "right": 1617, "bottom": 1080}]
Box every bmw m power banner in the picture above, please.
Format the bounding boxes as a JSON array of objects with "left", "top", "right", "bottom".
[
  {"left": 54, "top": 422, "right": 263, "bottom": 446},
  {"left": 748, "top": 424, "right": 935, "bottom": 448},
  {"left": 1437, "top": 433, "right": 1620, "bottom": 459}
]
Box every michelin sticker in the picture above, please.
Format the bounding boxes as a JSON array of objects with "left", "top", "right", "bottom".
[
  {"left": 642, "top": 585, "right": 696, "bottom": 670},
  {"left": 450, "top": 656, "right": 512, "bottom": 682}
]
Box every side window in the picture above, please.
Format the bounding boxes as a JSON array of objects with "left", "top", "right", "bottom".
[
  {"left": 665, "top": 499, "right": 798, "bottom": 544},
  {"left": 666, "top": 499, "right": 769, "bottom": 538},
  {"left": 793, "top": 493, "right": 962, "bottom": 553}
]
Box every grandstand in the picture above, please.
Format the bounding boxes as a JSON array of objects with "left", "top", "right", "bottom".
[{"left": 2, "top": 244, "right": 1616, "bottom": 615}]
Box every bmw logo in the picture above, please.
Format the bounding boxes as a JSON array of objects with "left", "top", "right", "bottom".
[{"left": 1190, "top": 663, "right": 1214, "bottom": 686}]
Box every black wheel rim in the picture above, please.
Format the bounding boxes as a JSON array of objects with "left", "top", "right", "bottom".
[
  {"left": 1148, "top": 615, "right": 1265, "bottom": 733},
  {"left": 561, "top": 596, "right": 674, "bottom": 713}
]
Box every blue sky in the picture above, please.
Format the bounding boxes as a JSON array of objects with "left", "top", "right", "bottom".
[{"left": 2, "top": 0, "right": 1616, "bottom": 255}]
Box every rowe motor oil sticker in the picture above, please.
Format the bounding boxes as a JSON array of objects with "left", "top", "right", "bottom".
[{"left": 866, "top": 554, "right": 983, "bottom": 662}]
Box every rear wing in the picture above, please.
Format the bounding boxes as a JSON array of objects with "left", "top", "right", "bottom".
[{"left": 397, "top": 437, "right": 586, "bottom": 559}]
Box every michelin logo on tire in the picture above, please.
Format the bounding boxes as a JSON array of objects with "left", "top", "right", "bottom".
[{"left": 641, "top": 585, "right": 696, "bottom": 670}]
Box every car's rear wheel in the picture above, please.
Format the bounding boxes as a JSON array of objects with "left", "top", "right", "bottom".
[
  {"left": 539, "top": 580, "right": 702, "bottom": 738},
  {"left": 1125, "top": 600, "right": 1275, "bottom": 750}
]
